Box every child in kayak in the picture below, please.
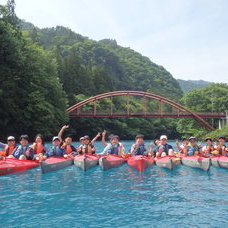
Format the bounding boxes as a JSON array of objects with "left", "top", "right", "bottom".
[
  {"left": 77, "top": 135, "right": 95, "bottom": 155},
  {"left": 101, "top": 135, "right": 124, "bottom": 156},
  {"left": 44, "top": 136, "right": 66, "bottom": 158},
  {"left": 58, "top": 125, "right": 77, "bottom": 156},
  {"left": 130, "top": 134, "right": 147, "bottom": 155},
  {"left": 149, "top": 139, "right": 160, "bottom": 157},
  {"left": 176, "top": 138, "right": 189, "bottom": 154},
  {"left": 213, "top": 136, "right": 227, "bottom": 155},
  {"left": 156, "top": 135, "right": 174, "bottom": 157},
  {"left": 77, "top": 133, "right": 101, "bottom": 155},
  {"left": 0, "top": 136, "right": 16, "bottom": 158},
  {"left": 32, "top": 134, "right": 48, "bottom": 160},
  {"left": 183, "top": 136, "right": 202, "bottom": 156},
  {"left": 11, "top": 135, "right": 34, "bottom": 160},
  {"left": 202, "top": 137, "right": 215, "bottom": 156}
]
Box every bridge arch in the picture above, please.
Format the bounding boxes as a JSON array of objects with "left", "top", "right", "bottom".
[{"left": 66, "top": 91, "right": 215, "bottom": 130}]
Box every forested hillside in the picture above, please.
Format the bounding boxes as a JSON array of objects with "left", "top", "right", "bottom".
[
  {"left": 18, "top": 21, "right": 184, "bottom": 139},
  {"left": 177, "top": 79, "right": 212, "bottom": 93},
  {"left": 3, "top": 1, "right": 226, "bottom": 141}
]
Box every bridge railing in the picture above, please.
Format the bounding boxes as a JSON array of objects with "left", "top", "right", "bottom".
[{"left": 69, "top": 110, "right": 226, "bottom": 118}]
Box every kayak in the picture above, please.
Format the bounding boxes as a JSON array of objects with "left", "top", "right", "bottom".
[
  {"left": 210, "top": 156, "right": 220, "bottom": 167},
  {"left": 218, "top": 156, "right": 228, "bottom": 169},
  {"left": 74, "top": 154, "right": 99, "bottom": 171},
  {"left": 181, "top": 156, "right": 211, "bottom": 171},
  {"left": 99, "top": 155, "right": 125, "bottom": 170},
  {"left": 127, "top": 155, "right": 155, "bottom": 172},
  {"left": 211, "top": 156, "right": 228, "bottom": 169},
  {"left": 0, "top": 158, "right": 39, "bottom": 176},
  {"left": 156, "top": 156, "right": 181, "bottom": 170},
  {"left": 40, "top": 157, "right": 74, "bottom": 173}
]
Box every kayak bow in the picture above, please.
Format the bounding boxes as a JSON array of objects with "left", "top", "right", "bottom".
[
  {"left": 74, "top": 154, "right": 99, "bottom": 171},
  {"left": 127, "top": 155, "right": 155, "bottom": 172},
  {"left": 40, "top": 157, "right": 73, "bottom": 173}
]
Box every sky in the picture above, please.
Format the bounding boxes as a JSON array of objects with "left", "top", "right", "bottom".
[{"left": 2, "top": 0, "right": 228, "bottom": 83}]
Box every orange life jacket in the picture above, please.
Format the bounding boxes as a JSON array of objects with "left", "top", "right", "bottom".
[
  {"left": 65, "top": 145, "right": 73, "bottom": 154},
  {"left": 34, "top": 144, "right": 45, "bottom": 154}
]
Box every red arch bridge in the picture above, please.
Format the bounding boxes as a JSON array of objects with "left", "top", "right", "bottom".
[{"left": 66, "top": 91, "right": 227, "bottom": 131}]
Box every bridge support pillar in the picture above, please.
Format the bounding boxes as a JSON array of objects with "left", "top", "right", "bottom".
[{"left": 219, "top": 118, "right": 227, "bottom": 129}]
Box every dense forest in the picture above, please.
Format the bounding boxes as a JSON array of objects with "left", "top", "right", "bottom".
[
  {"left": 0, "top": 1, "right": 227, "bottom": 141},
  {"left": 177, "top": 79, "right": 212, "bottom": 93}
]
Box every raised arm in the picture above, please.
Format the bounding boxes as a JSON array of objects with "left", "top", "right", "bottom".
[
  {"left": 101, "top": 130, "right": 108, "bottom": 147},
  {"left": 91, "top": 132, "right": 101, "bottom": 144},
  {"left": 58, "top": 125, "right": 69, "bottom": 142},
  {"left": 175, "top": 139, "right": 182, "bottom": 152}
]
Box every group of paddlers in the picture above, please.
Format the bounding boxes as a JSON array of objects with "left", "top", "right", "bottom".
[{"left": 0, "top": 125, "right": 227, "bottom": 161}]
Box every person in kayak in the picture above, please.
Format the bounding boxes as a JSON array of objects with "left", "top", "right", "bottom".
[
  {"left": 11, "top": 135, "right": 34, "bottom": 160},
  {"left": 156, "top": 135, "right": 174, "bottom": 157},
  {"left": 0, "top": 136, "right": 16, "bottom": 158},
  {"left": 213, "top": 136, "right": 227, "bottom": 155},
  {"left": 175, "top": 138, "right": 189, "bottom": 154},
  {"left": 149, "top": 139, "right": 160, "bottom": 156},
  {"left": 57, "top": 125, "right": 77, "bottom": 157},
  {"left": 202, "top": 137, "right": 215, "bottom": 156},
  {"left": 31, "top": 134, "right": 48, "bottom": 160},
  {"left": 44, "top": 136, "right": 66, "bottom": 158},
  {"left": 183, "top": 136, "right": 202, "bottom": 156},
  {"left": 130, "top": 134, "right": 147, "bottom": 155},
  {"left": 77, "top": 135, "right": 96, "bottom": 155},
  {"left": 101, "top": 135, "right": 124, "bottom": 156},
  {"left": 77, "top": 133, "right": 101, "bottom": 155}
]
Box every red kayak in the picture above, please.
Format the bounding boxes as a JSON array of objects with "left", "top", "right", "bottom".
[
  {"left": 127, "top": 155, "right": 155, "bottom": 171},
  {"left": 99, "top": 155, "right": 125, "bottom": 170},
  {"left": 211, "top": 156, "right": 228, "bottom": 169},
  {"left": 0, "top": 158, "right": 39, "bottom": 176},
  {"left": 74, "top": 154, "right": 100, "bottom": 171},
  {"left": 40, "top": 157, "right": 74, "bottom": 173}
]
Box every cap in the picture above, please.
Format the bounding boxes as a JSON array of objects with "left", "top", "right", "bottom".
[
  {"left": 7, "top": 136, "right": 15, "bottom": 141},
  {"left": 205, "top": 137, "right": 212, "bottom": 141},
  {"left": 20, "top": 134, "right": 29, "bottom": 141},
  {"left": 189, "top": 136, "right": 196, "bottom": 140},
  {"left": 135, "top": 134, "right": 144, "bottom": 139},
  {"left": 83, "top": 135, "right": 90, "bottom": 140},
  {"left": 160, "top": 135, "right": 167, "bottom": 140},
  {"left": 182, "top": 137, "right": 188, "bottom": 141},
  {"left": 111, "top": 135, "right": 119, "bottom": 140},
  {"left": 79, "top": 137, "right": 85, "bottom": 141},
  {"left": 219, "top": 136, "right": 225, "bottom": 140},
  {"left": 108, "top": 134, "right": 114, "bottom": 140},
  {"left": 52, "top": 136, "right": 60, "bottom": 141}
]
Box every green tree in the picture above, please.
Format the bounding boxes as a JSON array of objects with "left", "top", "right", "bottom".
[{"left": 177, "top": 83, "right": 228, "bottom": 137}]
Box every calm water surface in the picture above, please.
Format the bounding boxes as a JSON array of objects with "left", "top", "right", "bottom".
[{"left": 0, "top": 140, "right": 228, "bottom": 227}]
